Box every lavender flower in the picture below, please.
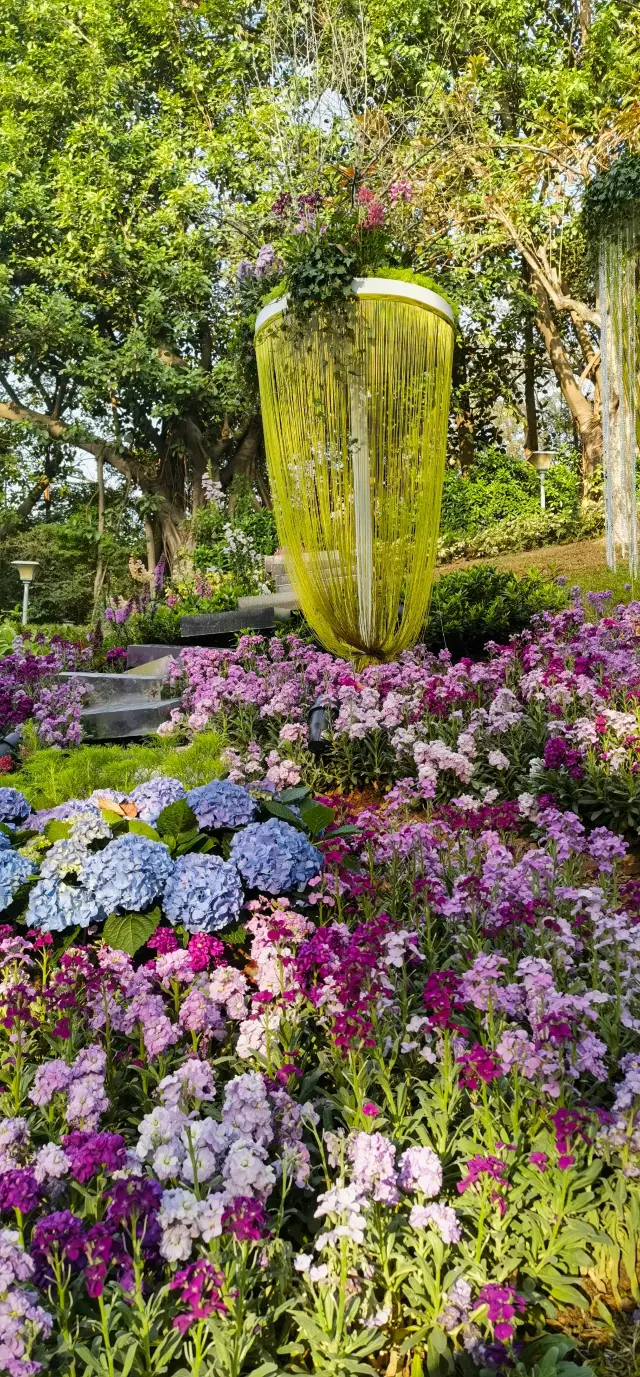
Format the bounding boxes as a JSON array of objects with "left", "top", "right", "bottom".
[
  {"left": 186, "top": 780, "right": 257, "bottom": 831},
  {"left": 129, "top": 777, "right": 186, "bottom": 825},
  {"left": 398, "top": 1146, "right": 443, "bottom": 1198},
  {"left": 348, "top": 1132, "right": 398, "bottom": 1204},
  {"left": 27, "top": 799, "right": 100, "bottom": 834},
  {"left": 162, "top": 853, "right": 243, "bottom": 933},
  {"left": 81, "top": 834, "right": 174, "bottom": 912},
  {"left": 230, "top": 819, "right": 321, "bottom": 894},
  {"left": 0, "top": 852, "right": 35, "bottom": 912}
]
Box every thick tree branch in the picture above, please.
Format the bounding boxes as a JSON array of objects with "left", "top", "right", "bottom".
[{"left": 487, "top": 201, "right": 601, "bottom": 327}]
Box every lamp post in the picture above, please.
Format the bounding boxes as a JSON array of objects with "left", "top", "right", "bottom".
[
  {"left": 527, "top": 451, "right": 555, "bottom": 511},
  {"left": 11, "top": 561, "right": 39, "bottom": 626}
]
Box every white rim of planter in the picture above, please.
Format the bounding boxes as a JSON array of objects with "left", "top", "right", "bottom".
[{"left": 254, "top": 276, "right": 455, "bottom": 336}]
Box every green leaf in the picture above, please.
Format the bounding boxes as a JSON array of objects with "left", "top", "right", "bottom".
[
  {"left": 103, "top": 907, "right": 161, "bottom": 956},
  {"left": 156, "top": 800, "right": 197, "bottom": 837},
  {"left": 263, "top": 800, "right": 304, "bottom": 827},
  {"left": 298, "top": 800, "right": 335, "bottom": 835},
  {"left": 278, "top": 787, "right": 311, "bottom": 803},
  {"left": 100, "top": 809, "right": 127, "bottom": 828},
  {"left": 221, "top": 923, "right": 247, "bottom": 945},
  {"left": 127, "top": 819, "right": 161, "bottom": 841},
  {"left": 325, "top": 824, "right": 361, "bottom": 838},
  {"left": 44, "top": 819, "right": 72, "bottom": 842}
]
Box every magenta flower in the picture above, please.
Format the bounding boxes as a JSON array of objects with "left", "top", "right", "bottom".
[
  {"left": 457, "top": 1043, "right": 502, "bottom": 1092},
  {"left": 222, "top": 1197, "right": 267, "bottom": 1242},
  {"left": 170, "top": 1259, "right": 227, "bottom": 1332},
  {"left": 476, "top": 1283, "right": 526, "bottom": 1343}
]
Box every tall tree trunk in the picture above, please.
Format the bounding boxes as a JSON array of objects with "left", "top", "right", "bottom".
[
  {"left": 92, "top": 453, "right": 106, "bottom": 620},
  {"left": 144, "top": 514, "right": 156, "bottom": 599},
  {"left": 522, "top": 261, "right": 539, "bottom": 453},
  {"left": 532, "top": 279, "right": 602, "bottom": 478}
]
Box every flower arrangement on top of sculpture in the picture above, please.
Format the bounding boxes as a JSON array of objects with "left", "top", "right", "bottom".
[{"left": 233, "top": 175, "right": 450, "bottom": 321}]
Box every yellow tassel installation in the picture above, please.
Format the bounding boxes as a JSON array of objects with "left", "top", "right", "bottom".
[{"left": 255, "top": 278, "right": 454, "bottom": 664}]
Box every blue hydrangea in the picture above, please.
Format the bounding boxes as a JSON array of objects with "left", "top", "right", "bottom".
[
  {"left": 0, "top": 851, "right": 36, "bottom": 911},
  {"left": 69, "top": 812, "right": 112, "bottom": 846},
  {"left": 129, "top": 776, "right": 186, "bottom": 824},
  {"left": 25, "top": 876, "right": 104, "bottom": 932},
  {"left": 187, "top": 780, "right": 258, "bottom": 831},
  {"left": 229, "top": 819, "right": 322, "bottom": 894},
  {"left": 81, "top": 834, "right": 175, "bottom": 913},
  {"left": 162, "top": 853, "right": 244, "bottom": 933},
  {"left": 0, "top": 788, "right": 31, "bottom": 825},
  {"left": 29, "top": 799, "right": 101, "bottom": 834},
  {"left": 0, "top": 832, "right": 10, "bottom": 852},
  {"left": 39, "top": 838, "right": 90, "bottom": 880}
]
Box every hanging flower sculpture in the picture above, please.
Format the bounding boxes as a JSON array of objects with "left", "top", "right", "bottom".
[{"left": 250, "top": 188, "right": 455, "bottom": 665}]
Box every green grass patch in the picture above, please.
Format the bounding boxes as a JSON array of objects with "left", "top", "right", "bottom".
[{"left": 13, "top": 732, "right": 224, "bottom": 810}]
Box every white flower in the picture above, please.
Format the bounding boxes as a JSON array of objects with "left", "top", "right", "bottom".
[
  {"left": 309, "top": 1264, "right": 329, "bottom": 1283},
  {"left": 198, "top": 1192, "right": 225, "bottom": 1241},
  {"left": 487, "top": 749, "right": 509, "bottom": 771},
  {"left": 294, "top": 1252, "right": 313, "bottom": 1273}
]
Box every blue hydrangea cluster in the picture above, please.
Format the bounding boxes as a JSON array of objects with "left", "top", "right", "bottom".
[
  {"left": 162, "top": 853, "right": 244, "bottom": 932},
  {"left": 229, "top": 818, "right": 321, "bottom": 894},
  {"left": 0, "top": 832, "right": 10, "bottom": 852},
  {"left": 129, "top": 777, "right": 186, "bottom": 825},
  {"left": 39, "top": 838, "right": 90, "bottom": 880},
  {"left": 187, "top": 780, "right": 258, "bottom": 831},
  {"left": 25, "top": 876, "right": 104, "bottom": 932},
  {"left": 0, "top": 851, "right": 36, "bottom": 911},
  {"left": 0, "top": 788, "right": 31, "bottom": 825},
  {"left": 81, "top": 834, "right": 175, "bottom": 913},
  {"left": 69, "top": 812, "right": 112, "bottom": 845}
]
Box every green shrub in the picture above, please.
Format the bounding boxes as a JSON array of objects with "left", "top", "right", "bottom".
[
  {"left": 0, "top": 517, "right": 143, "bottom": 624},
  {"left": 424, "top": 564, "right": 568, "bottom": 657},
  {"left": 438, "top": 503, "right": 603, "bottom": 563},
  {"left": 439, "top": 447, "right": 583, "bottom": 543},
  {"left": 13, "top": 731, "right": 223, "bottom": 810},
  {"left": 103, "top": 605, "right": 182, "bottom": 649}
]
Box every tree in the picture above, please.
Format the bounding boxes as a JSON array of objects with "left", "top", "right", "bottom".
[
  {"left": 0, "top": 0, "right": 269, "bottom": 563},
  {"left": 398, "top": 0, "right": 640, "bottom": 482}
]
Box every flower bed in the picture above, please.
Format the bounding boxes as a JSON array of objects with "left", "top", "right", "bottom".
[
  {"left": 0, "top": 635, "right": 90, "bottom": 751},
  {"left": 171, "top": 592, "right": 640, "bottom": 834},
  {"left": 1, "top": 603, "right": 640, "bottom": 1373}
]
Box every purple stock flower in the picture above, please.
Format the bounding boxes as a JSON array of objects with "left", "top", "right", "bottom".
[
  {"left": 221, "top": 1197, "right": 267, "bottom": 1241},
  {"left": 61, "top": 1132, "right": 127, "bottom": 1184},
  {"left": 475, "top": 1283, "right": 526, "bottom": 1343},
  {"left": 0, "top": 1169, "right": 41, "bottom": 1216}
]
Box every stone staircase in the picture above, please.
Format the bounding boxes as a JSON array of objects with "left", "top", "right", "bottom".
[
  {"left": 237, "top": 554, "right": 299, "bottom": 616},
  {"left": 59, "top": 667, "right": 182, "bottom": 741}
]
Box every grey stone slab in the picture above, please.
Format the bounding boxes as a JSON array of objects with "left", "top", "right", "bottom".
[
  {"left": 180, "top": 607, "right": 275, "bottom": 640},
  {"left": 237, "top": 591, "right": 299, "bottom": 611},
  {"left": 126, "top": 644, "right": 182, "bottom": 670},
  {"left": 59, "top": 671, "right": 167, "bottom": 707},
  {"left": 80, "top": 696, "right": 183, "bottom": 741},
  {"left": 124, "top": 655, "right": 180, "bottom": 678}
]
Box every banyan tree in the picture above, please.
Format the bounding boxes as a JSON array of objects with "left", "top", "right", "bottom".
[
  {"left": 584, "top": 154, "right": 640, "bottom": 576},
  {"left": 254, "top": 276, "right": 455, "bottom": 665}
]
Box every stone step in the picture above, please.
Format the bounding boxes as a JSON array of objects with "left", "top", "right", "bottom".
[
  {"left": 180, "top": 607, "right": 276, "bottom": 641},
  {"left": 126, "top": 644, "right": 182, "bottom": 670},
  {"left": 124, "top": 654, "right": 180, "bottom": 679},
  {"left": 237, "top": 591, "right": 299, "bottom": 611},
  {"left": 59, "top": 670, "right": 168, "bottom": 707},
  {"left": 80, "top": 696, "right": 183, "bottom": 742}
]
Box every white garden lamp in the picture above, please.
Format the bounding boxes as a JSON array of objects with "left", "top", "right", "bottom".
[
  {"left": 527, "top": 451, "right": 555, "bottom": 511},
  {"left": 11, "top": 561, "right": 39, "bottom": 626}
]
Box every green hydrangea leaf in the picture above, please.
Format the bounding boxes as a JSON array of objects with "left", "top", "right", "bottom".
[
  {"left": 156, "top": 800, "right": 198, "bottom": 837},
  {"left": 103, "top": 907, "right": 161, "bottom": 956}
]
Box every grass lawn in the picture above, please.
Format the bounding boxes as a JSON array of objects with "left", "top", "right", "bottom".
[{"left": 436, "top": 536, "right": 640, "bottom": 604}]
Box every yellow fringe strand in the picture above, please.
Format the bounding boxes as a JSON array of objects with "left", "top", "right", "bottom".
[{"left": 255, "top": 287, "right": 454, "bottom": 665}]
